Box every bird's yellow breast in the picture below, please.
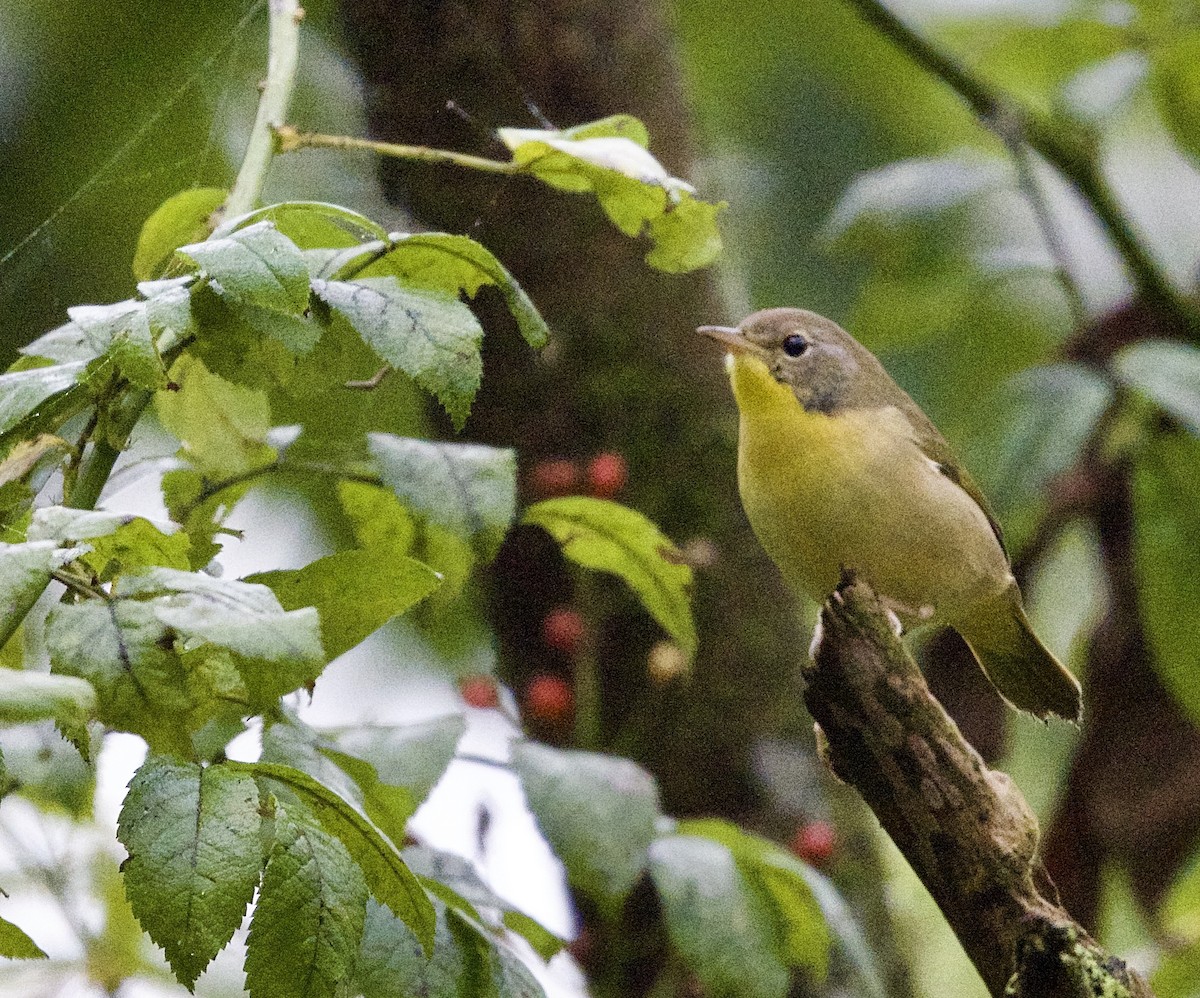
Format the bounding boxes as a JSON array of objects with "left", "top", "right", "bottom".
[{"left": 727, "top": 354, "right": 1010, "bottom": 622}]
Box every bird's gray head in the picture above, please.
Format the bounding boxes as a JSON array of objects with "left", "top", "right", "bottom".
[{"left": 699, "top": 307, "right": 885, "bottom": 414}]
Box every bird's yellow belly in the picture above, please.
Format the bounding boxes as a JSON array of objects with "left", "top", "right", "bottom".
[{"left": 736, "top": 404, "right": 1010, "bottom": 624}]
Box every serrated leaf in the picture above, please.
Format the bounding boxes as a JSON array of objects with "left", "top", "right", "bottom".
[
  {"left": 238, "top": 761, "right": 436, "bottom": 952},
  {"left": 67, "top": 301, "right": 168, "bottom": 389},
  {"left": 678, "top": 819, "right": 832, "bottom": 980},
  {"left": 0, "top": 914, "right": 46, "bottom": 960},
  {"left": 366, "top": 233, "right": 549, "bottom": 348},
  {"left": 156, "top": 355, "right": 275, "bottom": 477},
  {"left": 133, "top": 187, "right": 228, "bottom": 281},
  {"left": 0, "top": 671, "right": 95, "bottom": 748},
  {"left": 247, "top": 547, "right": 440, "bottom": 660},
  {"left": 1115, "top": 340, "right": 1200, "bottom": 434},
  {"left": 368, "top": 434, "right": 516, "bottom": 561},
  {"left": 0, "top": 361, "right": 89, "bottom": 437},
  {"left": 145, "top": 281, "right": 198, "bottom": 354},
  {"left": 216, "top": 201, "right": 389, "bottom": 248},
  {"left": 79, "top": 516, "right": 192, "bottom": 578},
  {"left": 649, "top": 834, "right": 790, "bottom": 998},
  {"left": 354, "top": 899, "right": 491, "bottom": 998},
  {"left": 497, "top": 116, "right": 723, "bottom": 273},
  {"left": 513, "top": 742, "right": 659, "bottom": 911},
  {"left": 116, "top": 756, "right": 262, "bottom": 988},
  {"left": 1133, "top": 433, "right": 1200, "bottom": 726},
  {"left": 313, "top": 277, "right": 484, "bottom": 428},
  {"left": 523, "top": 497, "right": 696, "bottom": 661},
  {"left": 245, "top": 803, "right": 367, "bottom": 998},
  {"left": 179, "top": 221, "right": 310, "bottom": 316}
]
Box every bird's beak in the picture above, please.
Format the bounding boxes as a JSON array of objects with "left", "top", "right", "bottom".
[{"left": 697, "top": 325, "right": 756, "bottom": 355}]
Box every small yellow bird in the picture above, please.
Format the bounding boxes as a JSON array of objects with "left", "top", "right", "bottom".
[{"left": 700, "top": 307, "right": 1082, "bottom": 722}]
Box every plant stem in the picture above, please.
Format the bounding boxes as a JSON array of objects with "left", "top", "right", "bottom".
[
  {"left": 841, "top": 0, "right": 1198, "bottom": 334},
  {"left": 226, "top": 0, "right": 304, "bottom": 218},
  {"left": 273, "top": 126, "right": 519, "bottom": 175}
]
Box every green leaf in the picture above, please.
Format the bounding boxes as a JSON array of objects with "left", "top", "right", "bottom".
[
  {"left": 68, "top": 300, "right": 168, "bottom": 390},
  {"left": 248, "top": 547, "right": 440, "bottom": 660},
  {"left": 648, "top": 834, "right": 790, "bottom": 998},
  {"left": 366, "top": 233, "right": 549, "bottom": 348},
  {"left": 0, "top": 539, "right": 86, "bottom": 650},
  {"left": 237, "top": 761, "right": 436, "bottom": 952},
  {"left": 313, "top": 277, "right": 484, "bottom": 429},
  {"left": 116, "top": 756, "right": 263, "bottom": 988},
  {"left": 179, "top": 221, "right": 310, "bottom": 316},
  {"left": 368, "top": 434, "right": 516, "bottom": 561},
  {"left": 78, "top": 516, "right": 192, "bottom": 579},
  {"left": 354, "top": 899, "right": 490, "bottom": 998},
  {"left": 216, "top": 201, "right": 389, "bottom": 249},
  {"left": 1133, "top": 433, "right": 1200, "bottom": 725},
  {"left": 0, "top": 361, "right": 89, "bottom": 437},
  {"left": 1149, "top": 30, "right": 1200, "bottom": 165},
  {"left": 330, "top": 714, "right": 467, "bottom": 828},
  {"left": 245, "top": 803, "right": 367, "bottom": 998},
  {"left": 120, "top": 568, "right": 325, "bottom": 701},
  {"left": 977, "top": 363, "right": 1113, "bottom": 516},
  {"left": 513, "top": 742, "right": 660, "bottom": 910},
  {"left": 1115, "top": 340, "right": 1200, "bottom": 434},
  {"left": 497, "top": 116, "right": 724, "bottom": 273},
  {"left": 0, "top": 670, "right": 95, "bottom": 748},
  {"left": 156, "top": 355, "right": 276, "bottom": 476},
  {"left": 825, "top": 155, "right": 1004, "bottom": 239},
  {"left": 0, "top": 914, "right": 46, "bottom": 960},
  {"left": 523, "top": 497, "right": 696, "bottom": 661},
  {"left": 133, "top": 187, "right": 228, "bottom": 281},
  {"left": 47, "top": 599, "right": 195, "bottom": 756},
  {"left": 678, "top": 819, "right": 832, "bottom": 979}
]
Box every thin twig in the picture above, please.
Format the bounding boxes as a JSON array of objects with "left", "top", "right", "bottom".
[
  {"left": 273, "top": 125, "right": 519, "bottom": 176},
  {"left": 841, "top": 0, "right": 1198, "bottom": 335}
]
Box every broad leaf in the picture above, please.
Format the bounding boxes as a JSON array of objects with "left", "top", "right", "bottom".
[
  {"left": 649, "top": 834, "right": 790, "bottom": 998},
  {"left": 216, "top": 201, "right": 389, "bottom": 249},
  {"left": 238, "top": 761, "right": 436, "bottom": 952},
  {"left": 1149, "top": 30, "right": 1200, "bottom": 165},
  {"left": 0, "top": 670, "right": 95, "bottom": 750},
  {"left": 365, "top": 233, "right": 549, "bottom": 348},
  {"left": 679, "top": 819, "right": 832, "bottom": 979},
  {"left": 1133, "top": 433, "right": 1200, "bottom": 725},
  {"left": 133, "top": 187, "right": 228, "bottom": 281},
  {"left": 0, "top": 361, "right": 89, "bottom": 437},
  {"left": 117, "top": 756, "right": 263, "bottom": 988},
  {"left": 368, "top": 434, "right": 516, "bottom": 561},
  {"left": 156, "top": 356, "right": 275, "bottom": 477},
  {"left": 0, "top": 539, "right": 86, "bottom": 650},
  {"left": 1115, "top": 340, "right": 1200, "bottom": 434},
  {"left": 523, "top": 497, "right": 696, "bottom": 661},
  {"left": 0, "top": 915, "right": 46, "bottom": 960},
  {"left": 248, "top": 547, "right": 440, "bottom": 660},
  {"left": 68, "top": 300, "right": 167, "bottom": 389},
  {"left": 497, "top": 115, "right": 723, "bottom": 273},
  {"left": 314, "top": 277, "right": 484, "bottom": 428},
  {"left": 179, "top": 221, "right": 310, "bottom": 316},
  {"left": 513, "top": 742, "right": 660, "bottom": 910},
  {"left": 245, "top": 803, "right": 367, "bottom": 998}
]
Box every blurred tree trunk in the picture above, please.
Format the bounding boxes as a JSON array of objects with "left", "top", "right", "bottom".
[{"left": 338, "top": 2, "right": 913, "bottom": 994}]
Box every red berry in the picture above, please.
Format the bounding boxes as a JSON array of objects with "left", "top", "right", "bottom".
[
  {"left": 790, "top": 821, "right": 837, "bottom": 867},
  {"left": 529, "top": 459, "right": 580, "bottom": 498},
  {"left": 541, "top": 607, "right": 585, "bottom": 656},
  {"left": 586, "top": 452, "right": 628, "bottom": 499},
  {"left": 525, "top": 675, "right": 574, "bottom": 723},
  {"left": 460, "top": 675, "right": 499, "bottom": 709}
]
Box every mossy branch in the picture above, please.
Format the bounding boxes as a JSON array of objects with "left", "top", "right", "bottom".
[{"left": 805, "top": 576, "right": 1154, "bottom": 997}]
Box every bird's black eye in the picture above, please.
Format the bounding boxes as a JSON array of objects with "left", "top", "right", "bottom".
[{"left": 781, "top": 333, "right": 808, "bottom": 357}]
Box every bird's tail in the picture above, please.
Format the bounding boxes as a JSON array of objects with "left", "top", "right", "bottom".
[{"left": 955, "top": 586, "right": 1083, "bottom": 723}]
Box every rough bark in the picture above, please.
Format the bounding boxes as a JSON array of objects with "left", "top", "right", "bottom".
[{"left": 807, "top": 575, "right": 1155, "bottom": 998}]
